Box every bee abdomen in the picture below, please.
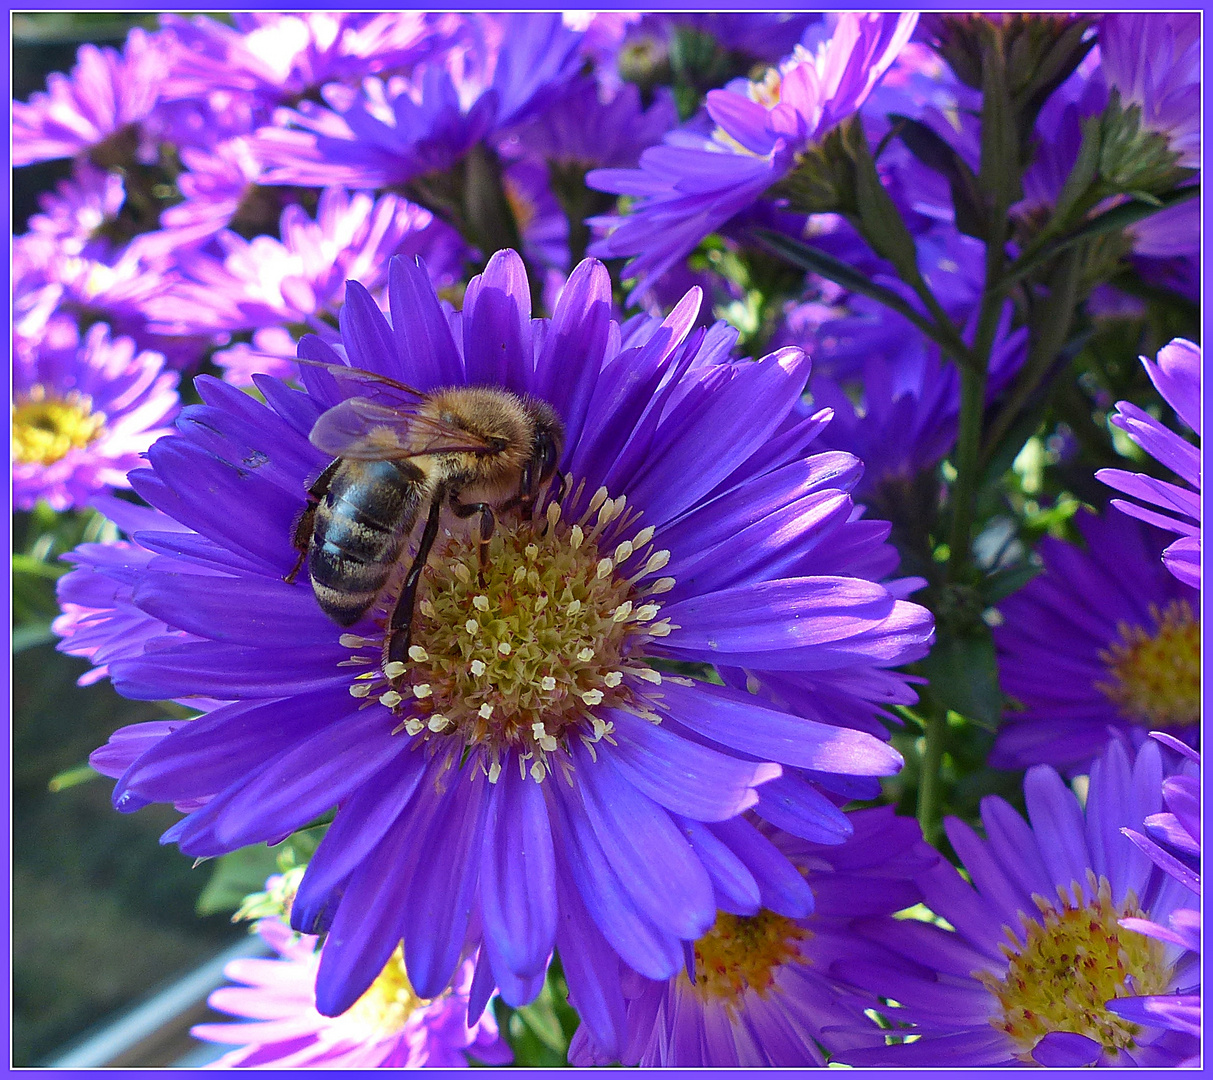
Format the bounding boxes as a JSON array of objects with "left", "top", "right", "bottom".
[{"left": 308, "top": 459, "right": 425, "bottom": 627}]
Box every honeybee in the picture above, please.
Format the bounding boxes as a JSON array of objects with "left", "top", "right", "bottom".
[{"left": 285, "top": 361, "right": 563, "bottom": 669}]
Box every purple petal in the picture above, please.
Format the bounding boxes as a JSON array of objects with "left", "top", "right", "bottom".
[
  {"left": 388, "top": 255, "right": 465, "bottom": 389},
  {"left": 461, "top": 249, "right": 532, "bottom": 393},
  {"left": 1031, "top": 1031, "right": 1102, "bottom": 1067}
]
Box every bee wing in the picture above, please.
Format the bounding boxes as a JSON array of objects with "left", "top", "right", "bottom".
[
  {"left": 309, "top": 397, "right": 494, "bottom": 460},
  {"left": 293, "top": 356, "right": 427, "bottom": 407}
]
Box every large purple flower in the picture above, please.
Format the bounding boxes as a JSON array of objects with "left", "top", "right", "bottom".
[
  {"left": 191, "top": 917, "right": 510, "bottom": 1068},
  {"left": 13, "top": 316, "right": 179, "bottom": 512},
  {"left": 992, "top": 510, "right": 1199, "bottom": 774},
  {"left": 12, "top": 27, "right": 171, "bottom": 166},
  {"left": 1098, "top": 338, "right": 1201, "bottom": 590},
  {"left": 587, "top": 12, "right": 919, "bottom": 300},
  {"left": 72, "top": 251, "right": 932, "bottom": 1057},
  {"left": 567, "top": 808, "right": 940, "bottom": 1067},
  {"left": 835, "top": 739, "right": 1200, "bottom": 1067}
]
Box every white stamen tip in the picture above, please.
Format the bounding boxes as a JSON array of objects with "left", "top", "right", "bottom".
[
  {"left": 405, "top": 718, "right": 425, "bottom": 736},
  {"left": 407, "top": 646, "right": 429, "bottom": 663},
  {"left": 569, "top": 524, "right": 584, "bottom": 550},
  {"left": 530, "top": 760, "right": 546, "bottom": 782},
  {"left": 379, "top": 690, "right": 403, "bottom": 707},
  {"left": 646, "top": 550, "right": 671, "bottom": 573},
  {"left": 577, "top": 647, "right": 595, "bottom": 662},
  {"left": 413, "top": 683, "right": 432, "bottom": 699},
  {"left": 497, "top": 641, "right": 512, "bottom": 656},
  {"left": 478, "top": 703, "right": 494, "bottom": 720},
  {"left": 581, "top": 688, "right": 605, "bottom": 706},
  {"left": 648, "top": 621, "right": 673, "bottom": 637},
  {"left": 613, "top": 540, "right": 634, "bottom": 564},
  {"left": 339, "top": 633, "right": 371, "bottom": 648},
  {"left": 470, "top": 659, "right": 487, "bottom": 677},
  {"left": 635, "top": 604, "right": 660, "bottom": 622},
  {"left": 604, "top": 671, "right": 623, "bottom": 688},
  {"left": 632, "top": 525, "right": 655, "bottom": 548},
  {"left": 588, "top": 487, "right": 609, "bottom": 514},
  {"left": 612, "top": 601, "right": 633, "bottom": 622},
  {"left": 546, "top": 502, "right": 561, "bottom": 527},
  {"left": 454, "top": 563, "right": 471, "bottom": 583},
  {"left": 472, "top": 594, "right": 490, "bottom": 611},
  {"left": 488, "top": 760, "right": 502, "bottom": 784},
  {"left": 631, "top": 665, "right": 663, "bottom": 684},
  {"left": 540, "top": 675, "right": 557, "bottom": 691},
  {"left": 534, "top": 594, "right": 549, "bottom": 612},
  {"left": 349, "top": 682, "right": 372, "bottom": 698},
  {"left": 648, "top": 577, "right": 676, "bottom": 595},
  {"left": 525, "top": 543, "right": 539, "bottom": 560},
  {"left": 567, "top": 599, "right": 582, "bottom": 616},
  {"left": 427, "top": 714, "right": 450, "bottom": 732},
  {"left": 419, "top": 599, "right": 436, "bottom": 617},
  {"left": 596, "top": 558, "right": 614, "bottom": 579},
  {"left": 465, "top": 620, "right": 479, "bottom": 635},
  {"left": 513, "top": 566, "right": 527, "bottom": 584},
  {"left": 383, "top": 661, "right": 407, "bottom": 680}
]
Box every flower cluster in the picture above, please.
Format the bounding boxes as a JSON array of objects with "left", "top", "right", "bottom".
[{"left": 13, "top": 10, "right": 1201, "bottom": 1070}]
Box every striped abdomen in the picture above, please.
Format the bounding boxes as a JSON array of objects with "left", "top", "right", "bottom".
[{"left": 309, "top": 458, "right": 427, "bottom": 627}]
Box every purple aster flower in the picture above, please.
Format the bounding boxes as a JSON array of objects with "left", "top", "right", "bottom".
[
  {"left": 144, "top": 189, "right": 465, "bottom": 381},
  {"left": 1107, "top": 733, "right": 1200, "bottom": 1048},
  {"left": 587, "top": 13, "right": 919, "bottom": 300},
  {"left": 1100, "top": 14, "right": 1200, "bottom": 168},
  {"left": 23, "top": 162, "right": 127, "bottom": 256},
  {"left": 254, "top": 13, "right": 583, "bottom": 189},
  {"left": 190, "top": 918, "right": 510, "bottom": 1068},
  {"left": 1098, "top": 338, "right": 1201, "bottom": 590},
  {"left": 567, "top": 807, "right": 941, "bottom": 1067},
  {"left": 835, "top": 738, "right": 1200, "bottom": 1067},
  {"left": 12, "top": 27, "right": 171, "bottom": 166},
  {"left": 159, "top": 13, "right": 456, "bottom": 111},
  {"left": 506, "top": 79, "right": 678, "bottom": 171},
  {"left": 992, "top": 510, "right": 1199, "bottom": 774},
  {"left": 13, "top": 317, "right": 178, "bottom": 512},
  {"left": 75, "top": 250, "right": 932, "bottom": 1056}
]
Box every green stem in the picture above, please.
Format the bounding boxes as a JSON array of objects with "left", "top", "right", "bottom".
[
  {"left": 917, "top": 706, "right": 947, "bottom": 846},
  {"left": 947, "top": 361, "right": 990, "bottom": 577}
]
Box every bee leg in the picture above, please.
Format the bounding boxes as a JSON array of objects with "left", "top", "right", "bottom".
[
  {"left": 386, "top": 492, "right": 445, "bottom": 672},
  {"left": 450, "top": 495, "right": 496, "bottom": 575},
  {"left": 285, "top": 458, "right": 341, "bottom": 584}
]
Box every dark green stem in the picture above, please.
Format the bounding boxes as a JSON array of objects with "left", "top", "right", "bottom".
[{"left": 916, "top": 705, "right": 947, "bottom": 846}]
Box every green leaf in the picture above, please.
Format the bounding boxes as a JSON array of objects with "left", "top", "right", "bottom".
[
  {"left": 920, "top": 633, "right": 1003, "bottom": 732},
  {"left": 752, "top": 229, "right": 953, "bottom": 355},
  {"left": 48, "top": 763, "right": 99, "bottom": 792},
  {"left": 513, "top": 977, "right": 567, "bottom": 1054},
  {"left": 13, "top": 622, "right": 56, "bottom": 653},
  {"left": 196, "top": 845, "right": 283, "bottom": 917},
  {"left": 12, "top": 553, "right": 68, "bottom": 579},
  {"left": 981, "top": 563, "right": 1041, "bottom": 605}
]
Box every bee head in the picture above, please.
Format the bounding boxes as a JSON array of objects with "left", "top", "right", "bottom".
[{"left": 524, "top": 397, "right": 564, "bottom": 481}]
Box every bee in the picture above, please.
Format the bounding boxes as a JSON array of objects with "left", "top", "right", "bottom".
[{"left": 284, "top": 361, "right": 564, "bottom": 670}]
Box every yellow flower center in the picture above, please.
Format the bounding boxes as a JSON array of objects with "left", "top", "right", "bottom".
[
  {"left": 12, "top": 387, "right": 106, "bottom": 465},
  {"left": 1097, "top": 600, "right": 1201, "bottom": 727},
  {"left": 335, "top": 946, "right": 426, "bottom": 1040},
  {"left": 682, "top": 910, "right": 808, "bottom": 1010},
  {"left": 343, "top": 483, "right": 675, "bottom": 784},
  {"left": 983, "top": 874, "right": 1171, "bottom": 1060}
]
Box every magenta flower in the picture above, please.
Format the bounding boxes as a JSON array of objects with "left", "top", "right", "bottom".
[
  {"left": 836, "top": 739, "right": 1200, "bottom": 1067},
  {"left": 992, "top": 511, "right": 1199, "bottom": 774},
  {"left": 12, "top": 27, "right": 171, "bottom": 166},
  {"left": 568, "top": 808, "right": 940, "bottom": 1067},
  {"left": 1100, "top": 14, "right": 1200, "bottom": 168},
  {"left": 71, "top": 251, "right": 931, "bottom": 1061},
  {"left": 13, "top": 317, "right": 179, "bottom": 512},
  {"left": 191, "top": 918, "right": 510, "bottom": 1068},
  {"left": 587, "top": 12, "right": 919, "bottom": 300},
  {"left": 1098, "top": 338, "right": 1201, "bottom": 589}
]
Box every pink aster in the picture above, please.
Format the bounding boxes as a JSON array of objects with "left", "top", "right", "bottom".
[{"left": 191, "top": 918, "right": 510, "bottom": 1068}]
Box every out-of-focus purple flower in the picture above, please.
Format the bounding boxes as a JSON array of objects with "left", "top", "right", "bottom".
[
  {"left": 1098, "top": 339, "right": 1201, "bottom": 589},
  {"left": 191, "top": 918, "right": 510, "bottom": 1068},
  {"left": 1108, "top": 734, "right": 1200, "bottom": 1047},
  {"left": 254, "top": 13, "right": 583, "bottom": 189},
  {"left": 13, "top": 317, "right": 178, "bottom": 512},
  {"left": 568, "top": 808, "right": 939, "bottom": 1067},
  {"left": 1100, "top": 14, "right": 1200, "bottom": 168},
  {"left": 78, "top": 250, "right": 931, "bottom": 1058},
  {"left": 587, "top": 13, "right": 919, "bottom": 300},
  {"left": 836, "top": 739, "right": 1200, "bottom": 1067},
  {"left": 144, "top": 189, "right": 465, "bottom": 383},
  {"left": 506, "top": 79, "right": 678, "bottom": 171},
  {"left": 159, "top": 12, "right": 455, "bottom": 110},
  {"left": 992, "top": 511, "right": 1199, "bottom": 774},
  {"left": 12, "top": 27, "right": 171, "bottom": 166},
  {"left": 502, "top": 158, "right": 568, "bottom": 272},
  {"left": 23, "top": 162, "right": 126, "bottom": 256}
]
